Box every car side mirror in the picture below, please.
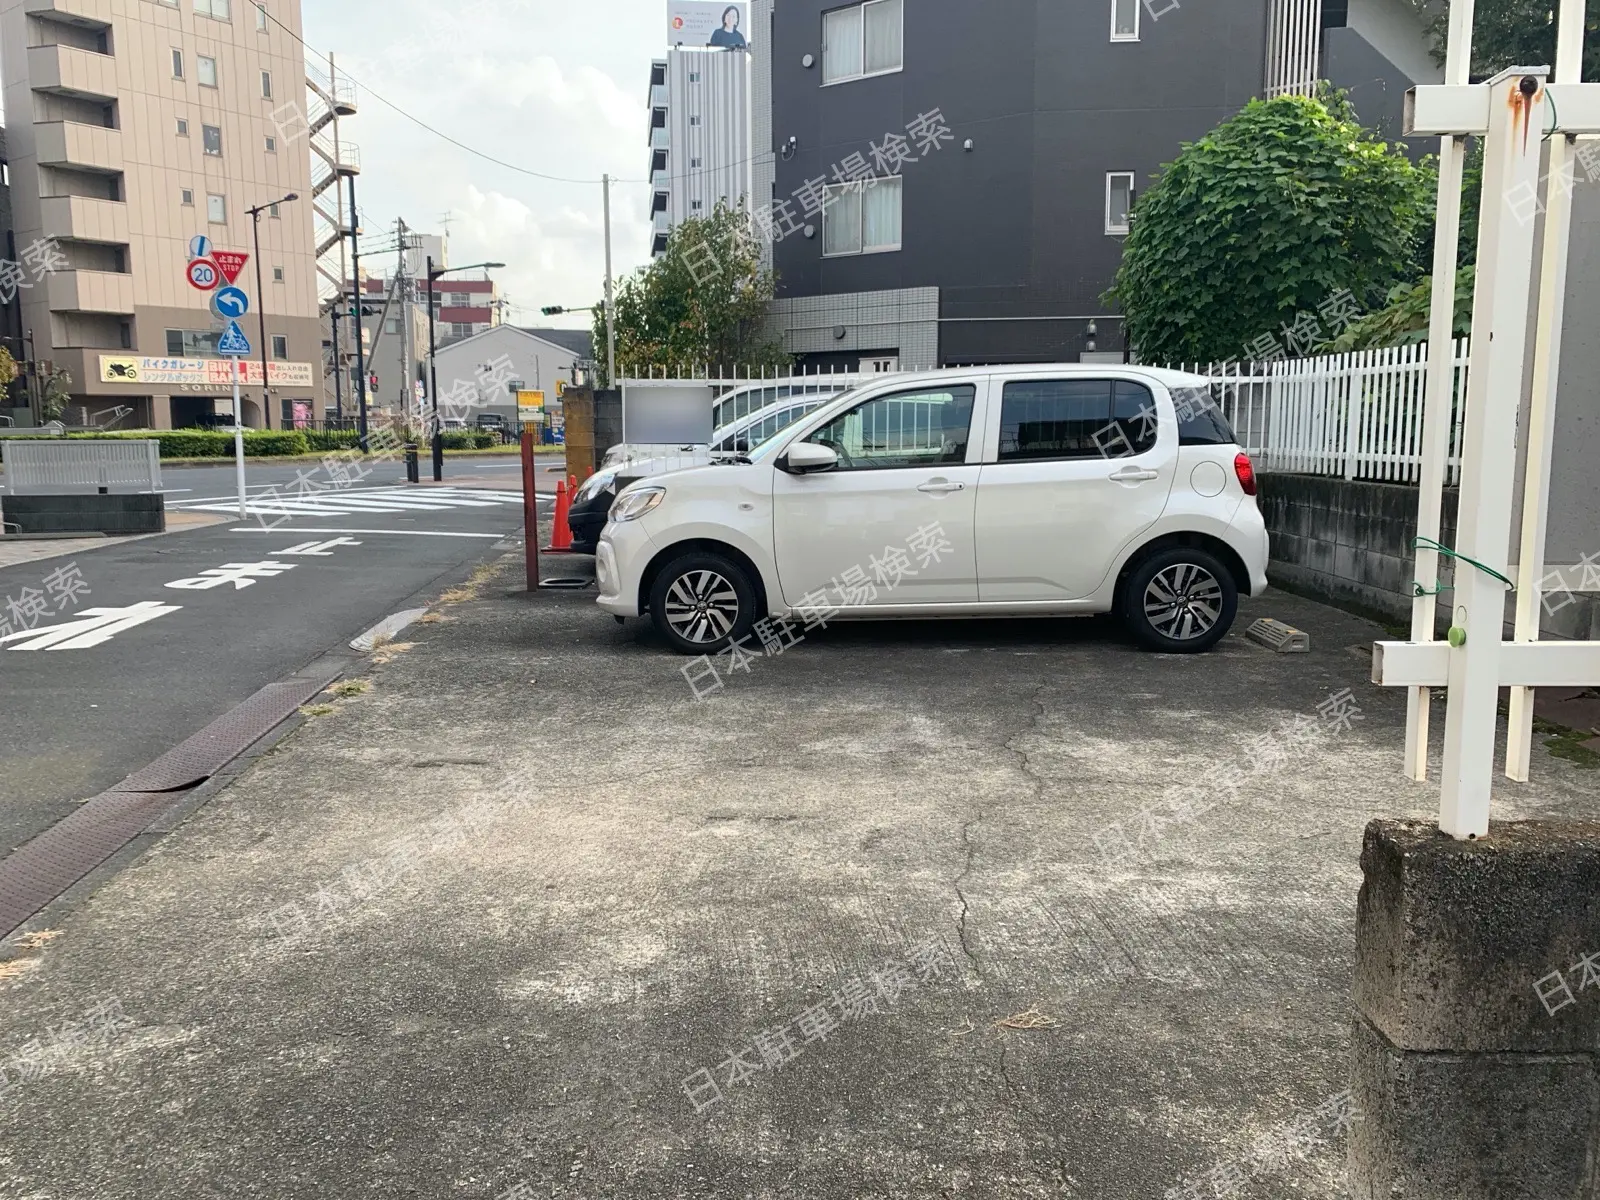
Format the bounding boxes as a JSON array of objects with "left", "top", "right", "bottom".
[{"left": 781, "top": 441, "right": 838, "bottom": 474}]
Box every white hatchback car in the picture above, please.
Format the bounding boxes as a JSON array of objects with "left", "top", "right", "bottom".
[{"left": 594, "top": 366, "right": 1269, "bottom": 655}]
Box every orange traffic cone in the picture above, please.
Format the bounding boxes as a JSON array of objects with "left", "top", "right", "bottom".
[{"left": 545, "top": 480, "right": 574, "bottom": 552}]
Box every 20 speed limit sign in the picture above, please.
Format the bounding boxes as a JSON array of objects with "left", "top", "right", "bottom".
[{"left": 186, "top": 258, "right": 220, "bottom": 291}]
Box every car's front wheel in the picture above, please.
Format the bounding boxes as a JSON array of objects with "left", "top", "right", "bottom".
[
  {"left": 648, "top": 551, "right": 757, "bottom": 655},
  {"left": 1123, "top": 546, "right": 1238, "bottom": 653}
]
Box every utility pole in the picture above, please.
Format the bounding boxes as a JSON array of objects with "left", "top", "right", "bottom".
[
  {"left": 602, "top": 173, "right": 616, "bottom": 387},
  {"left": 329, "top": 303, "right": 344, "bottom": 424},
  {"left": 349, "top": 172, "right": 369, "bottom": 452},
  {"left": 398, "top": 217, "right": 415, "bottom": 426}
]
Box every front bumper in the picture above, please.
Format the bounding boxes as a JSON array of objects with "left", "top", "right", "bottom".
[{"left": 595, "top": 517, "right": 656, "bottom": 618}]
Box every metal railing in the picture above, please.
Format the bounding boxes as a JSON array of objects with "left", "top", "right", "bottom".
[{"left": 2, "top": 438, "right": 161, "bottom": 495}]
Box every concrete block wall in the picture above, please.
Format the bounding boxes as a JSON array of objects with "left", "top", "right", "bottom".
[
  {"left": 1350, "top": 819, "right": 1600, "bottom": 1198},
  {"left": 1257, "top": 472, "right": 1599, "bottom": 640}
]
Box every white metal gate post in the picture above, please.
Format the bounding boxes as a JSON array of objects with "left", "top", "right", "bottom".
[
  {"left": 1506, "top": 0, "right": 1587, "bottom": 782},
  {"left": 1404, "top": 0, "right": 1475, "bottom": 781}
]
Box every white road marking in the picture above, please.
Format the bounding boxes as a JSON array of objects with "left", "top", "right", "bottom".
[
  {"left": 0, "top": 601, "right": 183, "bottom": 651},
  {"left": 230, "top": 527, "right": 506, "bottom": 538},
  {"left": 176, "top": 485, "right": 525, "bottom": 518},
  {"left": 277, "top": 537, "right": 363, "bottom": 556}
]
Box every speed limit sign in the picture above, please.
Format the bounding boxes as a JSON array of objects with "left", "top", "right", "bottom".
[{"left": 186, "top": 258, "right": 220, "bottom": 292}]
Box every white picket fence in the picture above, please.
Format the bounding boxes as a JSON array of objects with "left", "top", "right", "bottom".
[{"left": 1176, "top": 338, "right": 1472, "bottom": 485}]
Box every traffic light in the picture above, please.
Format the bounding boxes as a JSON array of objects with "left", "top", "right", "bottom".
[{"left": 541, "top": 306, "right": 564, "bottom": 316}]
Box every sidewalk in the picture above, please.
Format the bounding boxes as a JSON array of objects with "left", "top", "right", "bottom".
[{"left": 0, "top": 557, "right": 1592, "bottom": 1199}]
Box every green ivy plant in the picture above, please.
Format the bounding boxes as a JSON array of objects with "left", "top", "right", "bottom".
[{"left": 1107, "top": 92, "right": 1432, "bottom": 364}]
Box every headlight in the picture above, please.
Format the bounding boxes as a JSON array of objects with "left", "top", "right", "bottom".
[
  {"left": 610, "top": 486, "right": 666, "bottom": 522},
  {"left": 574, "top": 472, "right": 615, "bottom": 504}
]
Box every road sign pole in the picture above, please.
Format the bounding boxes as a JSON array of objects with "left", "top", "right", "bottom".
[{"left": 232, "top": 356, "right": 247, "bottom": 520}]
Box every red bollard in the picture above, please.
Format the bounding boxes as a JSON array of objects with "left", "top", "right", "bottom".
[{"left": 545, "top": 481, "right": 575, "bottom": 552}]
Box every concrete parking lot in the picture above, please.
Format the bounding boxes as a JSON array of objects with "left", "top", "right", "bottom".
[{"left": 0, "top": 554, "right": 1594, "bottom": 1200}]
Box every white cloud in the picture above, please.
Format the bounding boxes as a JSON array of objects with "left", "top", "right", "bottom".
[{"left": 303, "top": 0, "right": 662, "bottom": 328}]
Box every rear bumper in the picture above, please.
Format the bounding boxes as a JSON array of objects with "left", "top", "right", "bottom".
[{"left": 568, "top": 493, "right": 613, "bottom": 551}]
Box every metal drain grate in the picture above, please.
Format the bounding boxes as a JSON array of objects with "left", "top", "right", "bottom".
[
  {"left": 0, "top": 665, "right": 345, "bottom": 938},
  {"left": 116, "top": 676, "right": 334, "bottom": 792},
  {"left": 0, "top": 791, "right": 180, "bottom": 938}
]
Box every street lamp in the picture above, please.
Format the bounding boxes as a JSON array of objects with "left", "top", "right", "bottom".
[
  {"left": 247, "top": 192, "right": 299, "bottom": 427},
  {"left": 427, "top": 259, "right": 505, "bottom": 481}
]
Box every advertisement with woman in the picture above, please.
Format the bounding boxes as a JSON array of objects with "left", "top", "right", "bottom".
[{"left": 667, "top": 1, "right": 751, "bottom": 49}]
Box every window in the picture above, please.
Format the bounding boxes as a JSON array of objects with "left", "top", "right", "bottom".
[
  {"left": 1173, "top": 385, "right": 1238, "bottom": 445},
  {"left": 167, "top": 328, "right": 222, "bottom": 357},
  {"left": 690, "top": 199, "right": 703, "bottom": 211},
  {"left": 176, "top": 117, "right": 189, "bottom": 136},
  {"left": 207, "top": 193, "right": 227, "bottom": 223},
  {"left": 996, "top": 379, "right": 1156, "bottom": 463},
  {"left": 261, "top": 70, "right": 272, "bottom": 98},
  {"left": 181, "top": 187, "right": 194, "bottom": 205},
  {"left": 823, "top": 177, "right": 901, "bottom": 255},
  {"left": 193, "top": 0, "right": 231, "bottom": 19},
  {"left": 689, "top": 115, "right": 701, "bottom": 126},
  {"left": 172, "top": 49, "right": 184, "bottom": 78},
  {"left": 255, "top": 2, "right": 267, "bottom": 31},
  {"left": 203, "top": 124, "right": 222, "bottom": 155},
  {"left": 197, "top": 55, "right": 217, "bottom": 87},
  {"left": 689, "top": 71, "right": 701, "bottom": 82},
  {"left": 265, "top": 134, "right": 277, "bottom": 153},
  {"left": 823, "top": 0, "right": 903, "bottom": 84},
  {"left": 272, "top": 266, "right": 284, "bottom": 282},
  {"left": 451, "top": 322, "right": 473, "bottom": 338},
  {"left": 803, "top": 384, "right": 975, "bottom": 471},
  {"left": 1105, "top": 172, "right": 1134, "bottom": 235},
  {"left": 385, "top": 318, "right": 401, "bottom": 335},
  {"left": 268, "top": 202, "right": 279, "bottom": 217},
  {"left": 1111, "top": 0, "right": 1139, "bottom": 41},
  {"left": 690, "top": 156, "right": 702, "bottom": 168},
  {"left": 271, "top": 334, "right": 288, "bottom": 359}
]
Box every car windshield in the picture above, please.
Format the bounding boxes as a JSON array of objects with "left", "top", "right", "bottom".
[{"left": 746, "top": 388, "right": 859, "bottom": 462}]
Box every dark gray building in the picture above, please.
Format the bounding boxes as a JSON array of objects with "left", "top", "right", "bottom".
[{"left": 758, "top": 0, "right": 1438, "bottom": 367}]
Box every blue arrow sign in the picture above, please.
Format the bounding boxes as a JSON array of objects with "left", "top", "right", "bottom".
[
  {"left": 216, "top": 320, "right": 252, "bottom": 356},
  {"left": 213, "top": 285, "right": 249, "bottom": 320}
]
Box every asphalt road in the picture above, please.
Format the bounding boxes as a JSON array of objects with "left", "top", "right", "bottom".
[{"left": 0, "top": 456, "right": 563, "bottom": 857}]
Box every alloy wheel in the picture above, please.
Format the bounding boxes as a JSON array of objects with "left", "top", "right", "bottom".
[
  {"left": 1142, "top": 562, "right": 1224, "bottom": 641},
  {"left": 663, "top": 569, "right": 741, "bottom": 645}
]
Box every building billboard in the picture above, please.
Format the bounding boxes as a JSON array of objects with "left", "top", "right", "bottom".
[
  {"left": 99, "top": 356, "right": 315, "bottom": 390},
  {"left": 668, "top": 1, "right": 751, "bottom": 48}
]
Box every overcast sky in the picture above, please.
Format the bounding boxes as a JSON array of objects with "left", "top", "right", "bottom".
[{"left": 303, "top": 0, "right": 662, "bottom": 330}]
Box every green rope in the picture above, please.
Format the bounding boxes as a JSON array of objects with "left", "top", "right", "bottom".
[{"left": 1411, "top": 535, "right": 1516, "bottom": 597}]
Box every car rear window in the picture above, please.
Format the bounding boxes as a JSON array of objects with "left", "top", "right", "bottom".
[{"left": 1173, "top": 385, "right": 1238, "bottom": 446}]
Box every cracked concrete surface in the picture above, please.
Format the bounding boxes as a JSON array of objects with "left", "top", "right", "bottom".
[{"left": 0, "top": 557, "right": 1595, "bottom": 1199}]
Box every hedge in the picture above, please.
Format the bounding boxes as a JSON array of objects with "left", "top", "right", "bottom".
[{"left": 0, "top": 427, "right": 497, "bottom": 458}]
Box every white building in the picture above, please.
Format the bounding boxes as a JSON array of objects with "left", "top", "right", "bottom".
[
  {"left": 430, "top": 325, "right": 592, "bottom": 423},
  {"left": 648, "top": 47, "right": 752, "bottom": 256}
]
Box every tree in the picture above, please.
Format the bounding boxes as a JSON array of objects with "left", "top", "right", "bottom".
[
  {"left": 0, "top": 346, "right": 17, "bottom": 392},
  {"left": 41, "top": 366, "right": 71, "bottom": 422},
  {"left": 1107, "top": 92, "right": 1432, "bottom": 364},
  {"left": 1408, "top": 0, "right": 1600, "bottom": 81},
  {"left": 1318, "top": 264, "right": 1476, "bottom": 351},
  {"left": 591, "top": 202, "right": 790, "bottom": 385}
]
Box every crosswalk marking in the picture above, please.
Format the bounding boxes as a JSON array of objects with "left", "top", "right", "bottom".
[{"left": 176, "top": 486, "right": 524, "bottom": 519}]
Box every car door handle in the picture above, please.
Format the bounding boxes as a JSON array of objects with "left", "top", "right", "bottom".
[
  {"left": 917, "top": 480, "right": 965, "bottom": 493},
  {"left": 1109, "top": 466, "right": 1159, "bottom": 483}
]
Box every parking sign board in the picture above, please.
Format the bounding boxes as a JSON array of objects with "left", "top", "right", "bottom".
[{"left": 186, "top": 258, "right": 220, "bottom": 291}]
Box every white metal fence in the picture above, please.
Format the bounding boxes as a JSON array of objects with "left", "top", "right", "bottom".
[
  {"left": 1264, "top": 0, "right": 1323, "bottom": 98},
  {"left": 1176, "top": 339, "right": 1471, "bottom": 485},
  {"left": 2, "top": 439, "right": 163, "bottom": 495}
]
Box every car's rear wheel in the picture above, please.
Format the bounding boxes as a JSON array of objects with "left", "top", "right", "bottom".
[
  {"left": 1123, "top": 546, "right": 1237, "bottom": 653},
  {"left": 648, "top": 551, "right": 757, "bottom": 655}
]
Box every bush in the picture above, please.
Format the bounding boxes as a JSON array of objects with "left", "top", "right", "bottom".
[
  {"left": 58, "top": 429, "right": 311, "bottom": 458},
  {"left": 303, "top": 429, "right": 362, "bottom": 452},
  {"left": 439, "top": 430, "right": 497, "bottom": 450}
]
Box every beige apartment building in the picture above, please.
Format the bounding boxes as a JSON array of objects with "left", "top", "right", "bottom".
[{"left": 0, "top": 0, "right": 322, "bottom": 429}]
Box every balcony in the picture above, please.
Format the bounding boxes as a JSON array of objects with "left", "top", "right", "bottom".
[
  {"left": 652, "top": 169, "right": 669, "bottom": 191},
  {"left": 650, "top": 124, "right": 669, "bottom": 152},
  {"left": 47, "top": 269, "right": 135, "bottom": 315},
  {"left": 28, "top": 44, "right": 117, "bottom": 102},
  {"left": 35, "top": 121, "right": 121, "bottom": 174},
  {"left": 650, "top": 83, "right": 668, "bottom": 110},
  {"left": 22, "top": 0, "right": 112, "bottom": 29},
  {"left": 653, "top": 209, "right": 670, "bottom": 237},
  {"left": 40, "top": 194, "right": 128, "bottom": 244}
]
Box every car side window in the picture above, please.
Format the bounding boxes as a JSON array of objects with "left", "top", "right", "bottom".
[
  {"left": 1171, "top": 385, "right": 1237, "bottom": 446},
  {"left": 803, "top": 384, "right": 977, "bottom": 471},
  {"left": 995, "top": 378, "right": 1158, "bottom": 462}
]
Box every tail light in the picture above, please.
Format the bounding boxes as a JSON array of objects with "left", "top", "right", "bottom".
[{"left": 1234, "top": 452, "right": 1257, "bottom": 497}]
